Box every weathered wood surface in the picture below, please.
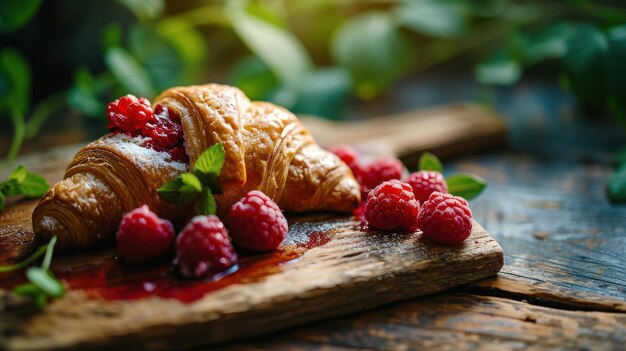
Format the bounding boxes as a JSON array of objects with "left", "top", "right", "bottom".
[
  {"left": 217, "top": 293, "right": 626, "bottom": 351},
  {"left": 0, "top": 213, "right": 502, "bottom": 350}
]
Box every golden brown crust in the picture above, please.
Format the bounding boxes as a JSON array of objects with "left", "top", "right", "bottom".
[{"left": 33, "top": 84, "right": 360, "bottom": 249}]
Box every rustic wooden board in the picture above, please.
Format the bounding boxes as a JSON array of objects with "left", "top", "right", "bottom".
[
  {"left": 0, "top": 201, "right": 503, "bottom": 350},
  {"left": 0, "top": 104, "right": 506, "bottom": 350}
]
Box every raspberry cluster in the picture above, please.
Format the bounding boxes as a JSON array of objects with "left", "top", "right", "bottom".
[{"left": 107, "top": 95, "right": 187, "bottom": 163}]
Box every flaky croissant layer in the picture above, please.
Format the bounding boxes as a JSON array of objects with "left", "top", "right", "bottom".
[{"left": 33, "top": 84, "right": 361, "bottom": 249}]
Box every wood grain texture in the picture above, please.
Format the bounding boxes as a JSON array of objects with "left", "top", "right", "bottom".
[
  {"left": 0, "top": 216, "right": 503, "bottom": 351},
  {"left": 450, "top": 152, "right": 626, "bottom": 312},
  {"left": 216, "top": 293, "right": 626, "bottom": 351}
]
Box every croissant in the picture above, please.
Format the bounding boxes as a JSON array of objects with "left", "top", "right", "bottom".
[{"left": 33, "top": 84, "right": 361, "bottom": 249}]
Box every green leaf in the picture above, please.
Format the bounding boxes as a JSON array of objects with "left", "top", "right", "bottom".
[
  {"left": 18, "top": 172, "right": 49, "bottom": 197},
  {"left": 394, "top": 0, "right": 467, "bottom": 38},
  {"left": 157, "top": 174, "right": 201, "bottom": 204},
  {"left": 475, "top": 52, "right": 522, "bottom": 86},
  {"left": 229, "top": 55, "right": 280, "bottom": 101},
  {"left": 155, "top": 20, "right": 208, "bottom": 85},
  {"left": 68, "top": 68, "right": 104, "bottom": 118},
  {"left": 0, "top": 48, "right": 31, "bottom": 114},
  {"left": 0, "top": 0, "right": 42, "bottom": 32},
  {"left": 291, "top": 68, "right": 351, "bottom": 120},
  {"left": 0, "top": 191, "right": 4, "bottom": 211},
  {"left": 419, "top": 152, "right": 444, "bottom": 172},
  {"left": 41, "top": 236, "right": 57, "bottom": 271},
  {"left": 0, "top": 243, "right": 48, "bottom": 272},
  {"left": 195, "top": 187, "right": 217, "bottom": 216},
  {"left": 608, "top": 168, "right": 626, "bottom": 203},
  {"left": 105, "top": 47, "right": 155, "bottom": 98},
  {"left": 8, "top": 164, "right": 27, "bottom": 183},
  {"left": 605, "top": 25, "right": 626, "bottom": 107},
  {"left": 523, "top": 23, "right": 573, "bottom": 65},
  {"left": 180, "top": 173, "right": 202, "bottom": 193},
  {"left": 193, "top": 143, "right": 225, "bottom": 181},
  {"left": 26, "top": 267, "right": 64, "bottom": 298},
  {"left": 13, "top": 283, "right": 40, "bottom": 296},
  {"left": 563, "top": 24, "right": 607, "bottom": 104},
  {"left": 613, "top": 147, "right": 626, "bottom": 167},
  {"left": 229, "top": 3, "right": 312, "bottom": 89},
  {"left": 331, "top": 12, "right": 414, "bottom": 99},
  {"left": 101, "top": 23, "right": 122, "bottom": 51},
  {"left": 446, "top": 173, "right": 487, "bottom": 200},
  {"left": 0, "top": 179, "right": 21, "bottom": 196},
  {"left": 115, "top": 0, "right": 164, "bottom": 21}
]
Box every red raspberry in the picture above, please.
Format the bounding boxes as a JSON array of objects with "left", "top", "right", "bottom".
[
  {"left": 360, "top": 157, "right": 404, "bottom": 193},
  {"left": 116, "top": 205, "right": 175, "bottom": 264},
  {"left": 406, "top": 171, "right": 448, "bottom": 203},
  {"left": 364, "top": 180, "right": 420, "bottom": 231},
  {"left": 418, "top": 192, "right": 473, "bottom": 245},
  {"left": 328, "top": 145, "right": 362, "bottom": 180},
  {"left": 226, "top": 190, "right": 288, "bottom": 251},
  {"left": 107, "top": 95, "right": 153, "bottom": 133},
  {"left": 175, "top": 215, "right": 238, "bottom": 278},
  {"left": 141, "top": 104, "right": 184, "bottom": 149}
]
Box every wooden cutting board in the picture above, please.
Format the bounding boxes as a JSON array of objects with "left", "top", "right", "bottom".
[{"left": 0, "top": 104, "right": 505, "bottom": 350}]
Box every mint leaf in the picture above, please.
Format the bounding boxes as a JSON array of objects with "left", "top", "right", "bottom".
[
  {"left": 0, "top": 179, "right": 21, "bottom": 196},
  {"left": 8, "top": 165, "right": 27, "bottom": 183},
  {"left": 26, "top": 267, "right": 64, "bottom": 298},
  {"left": 608, "top": 168, "right": 626, "bottom": 203},
  {"left": 158, "top": 174, "right": 201, "bottom": 204},
  {"left": 195, "top": 187, "right": 217, "bottom": 215},
  {"left": 193, "top": 143, "right": 225, "bottom": 181},
  {"left": 419, "top": 152, "right": 443, "bottom": 172},
  {"left": 0, "top": 191, "right": 4, "bottom": 210},
  {"left": 13, "top": 283, "right": 40, "bottom": 296},
  {"left": 18, "top": 172, "right": 49, "bottom": 197},
  {"left": 180, "top": 173, "right": 202, "bottom": 193},
  {"left": 446, "top": 173, "right": 487, "bottom": 200}
]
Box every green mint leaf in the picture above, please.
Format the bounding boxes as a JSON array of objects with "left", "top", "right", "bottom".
[
  {"left": 193, "top": 143, "right": 225, "bottom": 181},
  {"left": 180, "top": 173, "right": 202, "bottom": 193},
  {"left": 13, "top": 283, "right": 40, "bottom": 296},
  {"left": 608, "top": 168, "right": 626, "bottom": 203},
  {"left": 158, "top": 174, "right": 201, "bottom": 204},
  {"left": 41, "top": 236, "right": 57, "bottom": 271},
  {"left": 18, "top": 172, "right": 49, "bottom": 197},
  {"left": 446, "top": 173, "right": 487, "bottom": 200},
  {"left": 195, "top": 187, "right": 217, "bottom": 215},
  {"left": 0, "top": 191, "right": 4, "bottom": 211},
  {"left": 26, "top": 267, "right": 64, "bottom": 298},
  {"left": 33, "top": 291, "right": 48, "bottom": 308},
  {"left": 8, "top": 165, "right": 27, "bottom": 183},
  {"left": 0, "top": 179, "right": 21, "bottom": 196},
  {"left": 0, "top": 243, "right": 48, "bottom": 272},
  {"left": 419, "top": 152, "right": 444, "bottom": 172}
]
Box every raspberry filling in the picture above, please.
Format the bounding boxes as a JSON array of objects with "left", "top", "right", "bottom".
[{"left": 107, "top": 95, "right": 188, "bottom": 163}]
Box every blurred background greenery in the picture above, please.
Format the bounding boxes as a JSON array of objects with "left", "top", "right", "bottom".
[{"left": 1, "top": 0, "right": 626, "bottom": 162}]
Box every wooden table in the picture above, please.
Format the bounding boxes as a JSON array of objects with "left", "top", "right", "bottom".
[{"left": 1, "top": 79, "right": 625, "bottom": 348}]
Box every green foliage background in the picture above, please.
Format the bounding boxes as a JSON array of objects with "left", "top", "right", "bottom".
[{"left": 1, "top": 0, "right": 626, "bottom": 160}]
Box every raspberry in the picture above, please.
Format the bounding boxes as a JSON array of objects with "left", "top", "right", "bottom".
[
  {"left": 116, "top": 205, "right": 175, "bottom": 264},
  {"left": 360, "top": 157, "right": 404, "bottom": 193},
  {"left": 226, "top": 190, "right": 288, "bottom": 251},
  {"left": 364, "top": 180, "right": 420, "bottom": 231},
  {"left": 175, "top": 215, "right": 238, "bottom": 278},
  {"left": 418, "top": 192, "right": 473, "bottom": 245},
  {"left": 107, "top": 95, "right": 153, "bottom": 133},
  {"left": 328, "top": 145, "right": 362, "bottom": 180},
  {"left": 406, "top": 171, "right": 448, "bottom": 203},
  {"left": 141, "top": 104, "right": 184, "bottom": 149}
]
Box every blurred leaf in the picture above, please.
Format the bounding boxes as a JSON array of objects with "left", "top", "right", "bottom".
[
  {"left": 26, "top": 267, "right": 64, "bottom": 298},
  {"left": 446, "top": 173, "right": 487, "bottom": 200},
  {"left": 263, "top": 85, "right": 299, "bottom": 109},
  {"left": 156, "top": 19, "right": 207, "bottom": 83},
  {"left": 394, "top": 0, "right": 467, "bottom": 38},
  {"left": 18, "top": 172, "right": 49, "bottom": 197},
  {"left": 158, "top": 174, "right": 201, "bottom": 204},
  {"left": 196, "top": 187, "right": 217, "bottom": 216},
  {"left": 331, "top": 12, "right": 413, "bottom": 99},
  {"left": 0, "top": 192, "right": 4, "bottom": 210},
  {"left": 9, "top": 165, "right": 27, "bottom": 183},
  {"left": 523, "top": 23, "right": 573, "bottom": 65},
  {"left": 229, "top": 56, "right": 279, "bottom": 101},
  {"left": 0, "top": 0, "right": 42, "bottom": 33},
  {"left": 466, "top": 0, "right": 507, "bottom": 17},
  {"left": 105, "top": 47, "right": 155, "bottom": 97},
  {"left": 101, "top": 23, "right": 122, "bottom": 51},
  {"left": 291, "top": 67, "right": 351, "bottom": 119},
  {"left": 68, "top": 68, "right": 104, "bottom": 118},
  {"left": 0, "top": 48, "right": 30, "bottom": 114},
  {"left": 419, "top": 152, "right": 444, "bottom": 172},
  {"left": 244, "top": 1, "right": 285, "bottom": 28},
  {"left": 229, "top": 3, "right": 313, "bottom": 89},
  {"left": 115, "top": 0, "right": 164, "bottom": 21},
  {"left": 614, "top": 147, "right": 626, "bottom": 167},
  {"left": 608, "top": 168, "right": 626, "bottom": 203},
  {"left": 563, "top": 24, "right": 607, "bottom": 105},
  {"left": 475, "top": 52, "right": 521, "bottom": 86},
  {"left": 605, "top": 25, "right": 626, "bottom": 107}
]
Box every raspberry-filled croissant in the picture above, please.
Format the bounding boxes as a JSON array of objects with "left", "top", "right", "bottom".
[{"left": 33, "top": 84, "right": 361, "bottom": 249}]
